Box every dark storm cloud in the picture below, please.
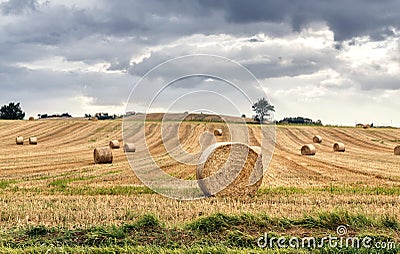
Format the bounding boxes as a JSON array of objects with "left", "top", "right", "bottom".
[
  {"left": 202, "top": 0, "right": 400, "bottom": 41},
  {"left": 2, "top": 0, "right": 398, "bottom": 54},
  {"left": 76, "top": 0, "right": 400, "bottom": 42}
]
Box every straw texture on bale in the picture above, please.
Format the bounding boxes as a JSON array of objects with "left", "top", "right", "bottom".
[
  {"left": 28, "top": 116, "right": 34, "bottom": 121},
  {"left": 213, "top": 129, "right": 223, "bottom": 136},
  {"left": 301, "top": 144, "right": 316, "bottom": 155},
  {"left": 394, "top": 145, "right": 400, "bottom": 155},
  {"left": 29, "top": 137, "right": 37, "bottom": 145},
  {"left": 313, "top": 135, "right": 322, "bottom": 143},
  {"left": 196, "top": 142, "right": 263, "bottom": 197},
  {"left": 16, "top": 136, "right": 24, "bottom": 145},
  {"left": 123, "top": 143, "right": 136, "bottom": 152},
  {"left": 333, "top": 142, "right": 345, "bottom": 152},
  {"left": 109, "top": 140, "right": 120, "bottom": 149},
  {"left": 94, "top": 147, "right": 113, "bottom": 164}
]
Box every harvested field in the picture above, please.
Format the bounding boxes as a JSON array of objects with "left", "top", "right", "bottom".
[{"left": 0, "top": 119, "right": 399, "bottom": 233}]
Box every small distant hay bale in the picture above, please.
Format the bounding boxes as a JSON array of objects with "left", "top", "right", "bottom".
[
  {"left": 28, "top": 116, "right": 34, "bottom": 121},
  {"left": 94, "top": 147, "right": 113, "bottom": 164},
  {"left": 123, "top": 143, "right": 136, "bottom": 152},
  {"left": 333, "top": 142, "right": 345, "bottom": 152},
  {"left": 196, "top": 142, "right": 263, "bottom": 197},
  {"left": 313, "top": 135, "right": 322, "bottom": 143},
  {"left": 109, "top": 140, "right": 120, "bottom": 149},
  {"left": 213, "top": 129, "right": 223, "bottom": 136},
  {"left": 394, "top": 145, "right": 400, "bottom": 155},
  {"left": 90, "top": 117, "right": 98, "bottom": 121},
  {"left": 29, "top": 137, "right": 37, "bottom": 145},
  {"left": 16, "top": 136, "right": 24, "bottom": 145},
  {"left": 301, "top": 144, "right": 316, "bottom": 156}
]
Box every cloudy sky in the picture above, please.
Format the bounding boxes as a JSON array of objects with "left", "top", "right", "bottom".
[{"left": 0, "top": 0, "right": 399, "bottom": 126}]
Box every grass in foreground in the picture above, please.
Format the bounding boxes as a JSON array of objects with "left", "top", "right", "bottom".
[
  {"left": 0, "top": 211, "right": 399, "bottom": 253},
  {"left": 4, "top": 181, "right": 400, "bottom": 196}
]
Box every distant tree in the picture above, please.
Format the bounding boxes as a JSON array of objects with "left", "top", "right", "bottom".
[
  {"left": 278, "top": 116, "right": 323, "bottom": 126},
  {"left": 0, "top": 102, "right": 25, "bottom": 120},
  {"left": 241, "top": 114, "right": 246, "bottom": 118},
  {"left": 61, "top": 112, "right": 72, "bottom": 117},
  {"left": 252, "top": 98, "right": 275, "bottom": 124},
  {"left": 252, "top": 115, "right": 261, "bottom": 123}
]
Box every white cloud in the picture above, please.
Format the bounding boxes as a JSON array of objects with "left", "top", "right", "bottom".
[
  {"left": 72, "top": 95, "right": 126, "bottom": 115},
  {"left": 16, "top": 56, "right": 125, "bottom": 74}
]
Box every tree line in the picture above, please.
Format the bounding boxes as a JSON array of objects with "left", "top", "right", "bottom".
[
  {"left": 1, "top": 99, "right": 321, "bottom": 126},
  {"left": 0, "top": 102, "right": 25, "bottom": 120}
]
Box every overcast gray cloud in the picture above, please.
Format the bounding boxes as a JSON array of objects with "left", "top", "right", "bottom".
[
  {"left": 206, "top": 0, "right": 400, "bottom": 41},
  {"left": 0, "top": 0, "right": 37, "bottom": 14},
  {"left": 0, "top": 0, "right": 399, "bottom": 126}
]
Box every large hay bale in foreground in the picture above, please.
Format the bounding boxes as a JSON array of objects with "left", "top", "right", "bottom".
[
  {"left": 213, "top": 129, "right": 223, "bottom": 136},
  {"left": 333, "top": 142, "right": 345, "bottom": 152},
  {"left": 16, "top": 136, "right": 24, "bottom": 145},
  {"left": 313, "top": 135, "right": 322, "bottom": 143},
  {"left": 109, "top": 140, "right": 120, "bottom": 149},
  {"left": 94, "top": 147, "right": 113, "bottom": 164},
  {"left": 196, "top": 142, "right": 263, "bottom": 197},
  {"left": 301, "top": 144, "right": 316, "bottom": 156},
  {"left": 29, "top": 137, "right": 37, "bottom": 145},
  {"left": 394, "top": 145, "right": 400, "bottom": 155},
  {"left": 123, "top": 143, "right": 136, "bottom": 152}
]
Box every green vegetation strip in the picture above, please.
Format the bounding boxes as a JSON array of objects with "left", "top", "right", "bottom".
[
  {"left": 0, "top": 211, "right": 398, "bottom": 253},
  {"left": 3, "top": 182, "right": 400, "bottom": 196},
  {"left": 28, "top": 185, "right": 155, "bottom": 195}
]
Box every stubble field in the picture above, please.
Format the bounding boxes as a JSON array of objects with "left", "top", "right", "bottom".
[{"left": 0, "top": 118, "right": 399, "bottom": 253}]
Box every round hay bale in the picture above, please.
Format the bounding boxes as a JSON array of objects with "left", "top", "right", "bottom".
[
  {"left": 94, "top": 147, "right": 113, "bottom": 164},
  {"left": 394, "top": 145, "right": 400, "bottom": 155},
  {"left": 29, "top": 137, "right": 37, "bottom": 145},
  {"left": 313, "top": 135, "right": 322, "bottom": 143},
  {"left": 196, "top": 142, "right": 263, "bottom": 197},
  {"left": 109, "top": 140, "right": 120, "bottom": 149},
  {"left": 333, "top": 142, "right": 345, "bottom": 152},
  {"left": 301, "top": 144, "right": 316, "bottom": 156},
  {"left": 16, "top": 136, "right": 24, "bottom": 145},
  {"left": 28, "top": 116, "right": 34, "bottom": 121},
  {"left": 123, "top": 143, "right": 136, "bottom": 152},
  {"left": 213, "top": 129, "right": 223, "bottom": 136}
]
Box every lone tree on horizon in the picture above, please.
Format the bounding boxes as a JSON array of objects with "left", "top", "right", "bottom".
[
  {"left": 252, "top": 98, "right": 274, "bottom": 124},
  {"left": 0, "top": 102, "right": 25, "bottom": 120}
]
